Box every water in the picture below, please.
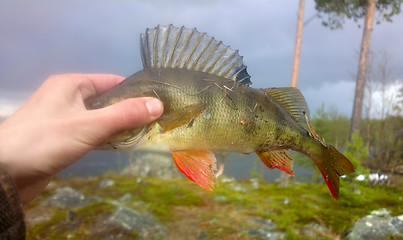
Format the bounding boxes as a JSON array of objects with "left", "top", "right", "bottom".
[{"left": 57, "top": 150, "right": 314, "bottom": 182}]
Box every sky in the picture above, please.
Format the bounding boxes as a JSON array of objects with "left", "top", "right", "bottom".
[{"left": 1, "top": 0, "right": 402, "bottom": 118}]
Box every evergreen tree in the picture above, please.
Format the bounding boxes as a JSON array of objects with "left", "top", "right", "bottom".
[{"left": 314, "top": 0, "right": 402, "bottom": 139}]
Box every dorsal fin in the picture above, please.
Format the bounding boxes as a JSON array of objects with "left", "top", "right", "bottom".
[
  {"left": 140, "top": 25, "right": 252, "bottom": 85},
  {"left": 263, "top": 87, "right": 311, "bottom": 126}
]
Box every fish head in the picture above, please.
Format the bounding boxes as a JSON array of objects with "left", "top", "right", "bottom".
[
  {"left": 84, "top": 84, "right": 150, "bottom": 150},
  {"left": 95, "top": 126, "right": 149, "bottom": 150},
  {"left": 85, "top": 94, "right": 124, "bottom": 110}
]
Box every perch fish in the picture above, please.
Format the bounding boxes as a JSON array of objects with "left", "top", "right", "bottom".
[{"left": 85, "top": 25, "right": 355, "bottom": 199}]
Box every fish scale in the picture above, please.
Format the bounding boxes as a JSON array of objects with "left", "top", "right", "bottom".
[
  {"left": 138, "top": 69, "right": 260, "bottom": 152},
  {"left": 85, "top": 25, "right": 355, "bottom": 199}
]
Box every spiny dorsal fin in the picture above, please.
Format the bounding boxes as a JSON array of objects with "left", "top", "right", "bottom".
[
  {"left": 140, "top": 25, "right": 252, "bottom": 85},
  {"left": 263, "top": 87, "right": 311, "bottom": 127}
]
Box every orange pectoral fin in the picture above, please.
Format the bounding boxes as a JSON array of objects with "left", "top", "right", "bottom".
[
  {"left": 256, "top": 150, "right": 295, "bottom": 176},
  {"left": 158, "top": 103, "right": 206, "bottom": 133},
  {"left": 171, "top": 150, "right": 218, "bottom": 190}
]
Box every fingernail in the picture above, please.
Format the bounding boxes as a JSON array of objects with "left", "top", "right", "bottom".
[{"left": 145, "top": 98, "right": 163, "bottom": 117}]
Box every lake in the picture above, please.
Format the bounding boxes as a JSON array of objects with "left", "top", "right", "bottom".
[{"left": 57, "top": 150, "right": 315, "bottom": 183}]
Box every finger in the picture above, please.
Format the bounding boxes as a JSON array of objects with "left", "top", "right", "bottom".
[
  {"left": 83, "top": 74, "right": 126, "bottom": 94},
  {"left": 69, "top": 73, "right": 126, "bottom": 99},
  {"left": 87, "top": 97, "right": 164, "bottom": 141},
  {"left": 41, "top": 74, "right": 126, "bottom": 101}
]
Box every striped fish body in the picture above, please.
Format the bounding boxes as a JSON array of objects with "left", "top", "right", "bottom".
[
  {"left": 86, "top": 25, "right": 354, "bottom": 199},
  {"left": 89, "top": 68, "right": 306, "bottom": 153}
]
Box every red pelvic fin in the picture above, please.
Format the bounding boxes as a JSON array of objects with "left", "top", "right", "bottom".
[
  {"left": 171, "top": 150, "right": 218, "bottom": 190},
  {"left": 256, "top": 150, "right": 295, "bottom": 176}
]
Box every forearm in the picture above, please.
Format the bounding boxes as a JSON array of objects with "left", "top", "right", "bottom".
[{"left": 0, "top": 117, "right": 76, "bottom": 204}]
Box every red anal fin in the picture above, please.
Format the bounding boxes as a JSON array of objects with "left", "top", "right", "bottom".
[
  {"left": 256, "top": 150, "right": 294, "bottom": 176},
  {"left": 171, "top": 150, "right": 218, "bottom": 190}
]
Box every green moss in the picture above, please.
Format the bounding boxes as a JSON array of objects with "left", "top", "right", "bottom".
[
  {"left": 26, "top": 208, "right": 68, "bottom": 239},
  {"left": 26, "top": 174, "right": 403, "bottom": 239},
  {"left": 75, "top": 202, "right": 116, "bottom": 224}
]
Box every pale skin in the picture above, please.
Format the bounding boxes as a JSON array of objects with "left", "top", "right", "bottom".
[{"left": 0, "top": 74, "right": 164, "bottom": 205}]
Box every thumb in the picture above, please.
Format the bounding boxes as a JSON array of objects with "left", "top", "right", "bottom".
[{"left": 87, "top": 97, "right": 164, "bottom": 142}]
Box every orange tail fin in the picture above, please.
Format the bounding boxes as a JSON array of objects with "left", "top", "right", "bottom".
[{"left": 310, "top": 145, "right": 355, "bottom": 200}]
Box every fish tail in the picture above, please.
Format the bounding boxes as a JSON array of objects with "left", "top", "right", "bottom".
[{"left": 307, "top": 143, "right": 355, "bottom": 200}]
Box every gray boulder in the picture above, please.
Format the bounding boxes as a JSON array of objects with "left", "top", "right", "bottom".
[
  {"left": 118, "top": 193, "right": 132, "bottom": 203},
  {"left": 108, "top": 207, "right": 166, "bottom": 239},
  {"left": 246, "top": 218, "right": 285, "bottom": 240},
  {"left": 230, "top": 184, "right": 249, "bottom": 193},
  {"left": 348, "top": 208, "right": 403, "bottom": 240},
  {"left": 250, "top": 178, "right": 260, "bottom": 189},
  {"left": 90, "top": 206, "right": 166, "bottom": 239},
  {"left": 213, "top": 195, "right": 227, "bottom": 202},
  {"left": 121, "top": 153, "right": 182, "bottom": 179},
  {"left": 98, "top": 179, "right": 115, "bottom": 188},
  {"left": 302, "top": 222, "right": 327, "bottom": 239},
  {"left": 48, "top": 187, "right": 89, "bottom": 208},
  {"left": 246, "top": 229, "right": 285, "bottom": 240}
]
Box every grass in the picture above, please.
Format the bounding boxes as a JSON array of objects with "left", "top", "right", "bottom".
[{"left": 25, "top": 175, "right": 403, "bottom": 240}]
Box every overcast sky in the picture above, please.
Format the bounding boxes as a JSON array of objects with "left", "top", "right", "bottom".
[{"left": 1, "top": 0, "right": 402, "bottom": 118}]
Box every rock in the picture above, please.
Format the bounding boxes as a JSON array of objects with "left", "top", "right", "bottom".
[
  {"left": 281, "top": 197, "right": 290, "bottom": 205},
  {"left": 220, "top": 177, "right": 235, "bottom": 183},
  {"left": 99, "top": 179, "right": 115, "bottom": 188},
  {"left": 107, "top": 207, "right": 166, "bottom": 239},
  {"left": 121, "top": 153, "right": 182, "bottom": 179},
  {"left": 250, "top": 178, "right": 260, "bottom": 189},
  {"left": 370, "top": 208, "right": 390, "bottom": 217},
  {"left": 347, "top": 209, "right": 403, "bottom": 240},
  {"left": 48, "top": 187, "right": 89, "bottom": 208},
  {"left": 198, "top": 231, "right": 208, "bottom": 239},
  {"left": 213, "top": 195, "right": 227, "bottom": 202},
  {"left": 88, "top": 195, "right": 104, "bottom": 202},
  {"left": 356, "top": 174, "right": 366, "bottom": 181},
  {"left": 251, "top": 218, "right": 277, "bottom": 230},
  {"left": 230, "top": 185, "right": 249, "bottom": 193},
  {"left": 119, "top": 193, "right": 132, "bottom": 203},
  {"left": 368, "top": 173, "right": 389, "bottom": 185},
  {"left": 391, "top": 215, "right": 403, "bottom": 231},
  {"left": 246, "top": 229, "right": 285, "bottom": 240},
  {"left": 246, "top": 218, "right": 285, "bottom": 240},
  {"left": 302, "top": 222, "right": 327, "bottom": 238}
]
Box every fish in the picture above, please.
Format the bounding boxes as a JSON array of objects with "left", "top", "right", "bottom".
[{"left": 85, "top": 25, "right": 355, "bottom": 199}]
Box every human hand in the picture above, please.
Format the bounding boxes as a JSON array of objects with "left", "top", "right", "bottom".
[{"left": 0, "top": 74, "right": 163, "bottom": 204}]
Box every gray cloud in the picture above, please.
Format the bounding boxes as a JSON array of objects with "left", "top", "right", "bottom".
[{"left": 0, "top": 0, "right": 402, "bottom": 116}]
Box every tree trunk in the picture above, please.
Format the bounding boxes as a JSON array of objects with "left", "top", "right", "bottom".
[
  {"left": 290, "top": 0, "right": 305, "bottom": 88},
  {"left": 350, "top": 0, "right": 376, "bottom": 139},
  {"left": 281, "top": 0, "right": 306, "bottom": 187}
]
